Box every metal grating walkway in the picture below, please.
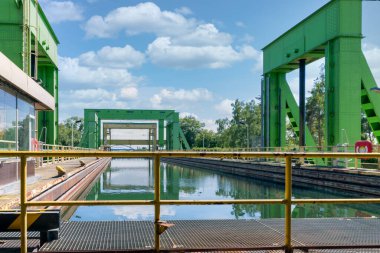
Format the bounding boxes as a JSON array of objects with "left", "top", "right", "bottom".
[
  {"left": 0, "top": 231, "right": 40, "bottom": 252},
  {"left": 34, "top": 218, "right": 380, "bottom": 252}
]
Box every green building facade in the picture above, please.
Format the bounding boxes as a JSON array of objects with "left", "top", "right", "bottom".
[{"left": 0, "top": 0, "right": 59, "bottom": 146}]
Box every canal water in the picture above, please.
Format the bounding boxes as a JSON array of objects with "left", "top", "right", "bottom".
[{"left": 70, "top": 158, "right": 380, "bottom": 221}]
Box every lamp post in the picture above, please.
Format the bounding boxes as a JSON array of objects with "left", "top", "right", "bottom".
[{"left": 71, "top": 120, "right": 82, "bottom": 147}]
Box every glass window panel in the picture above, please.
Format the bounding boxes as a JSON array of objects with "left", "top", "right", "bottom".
[
  {"left": 0, "top": 86, "right": 16, "bottom": 150},
  {"left": 17, "top": 95, "right": 35, "bottom": 151}
]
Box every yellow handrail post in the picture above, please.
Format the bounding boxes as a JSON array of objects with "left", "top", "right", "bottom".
[
  {"left": 284, "top": 156, "right": 292, "bottom": 253},
  {"left": 61, "top": 146, "right": 64, "bottom": 162},
  {"left": 154, "top": 154, "right": 161, "bottom": 252},
  {"left": 52, "top": 146, "right": 55, "bottom": 164},
  {"left": 20, "top": 155, "right": 28, "bottom": 253}
]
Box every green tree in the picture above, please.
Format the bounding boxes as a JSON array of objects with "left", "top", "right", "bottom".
[
  {"left": 306, "top": 65, "right": 325, "bottom": 147},
  {"left": 215, "top": 99, "right": 261, "bottom": 148},
  {"left": 58, "top": 116, "right": 83, "bottom": 146},
  {"left": 180, "top": 116, "right": 205, "bottom": 148},
  {"left": 361, "top": 113, "right": 375, "bottom": 142},
  {"left": 195, "top": 129, "right": 218, "bottom": 148}
]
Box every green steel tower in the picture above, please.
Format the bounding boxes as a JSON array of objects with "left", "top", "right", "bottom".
[{"left": 262, "top": 0, "right": 380, "bottom": 150}]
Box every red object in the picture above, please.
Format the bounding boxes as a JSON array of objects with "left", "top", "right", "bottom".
[
  {"left": 31, "top": 138, "right": 39, "bottom": 151},
  {"left": 355, "top": 140, "right": 373, "bottom": 153}
]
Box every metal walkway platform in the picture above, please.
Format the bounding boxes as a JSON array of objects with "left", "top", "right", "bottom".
[{"left": 33, "top": 218, "right": 380, "bottom": 252}]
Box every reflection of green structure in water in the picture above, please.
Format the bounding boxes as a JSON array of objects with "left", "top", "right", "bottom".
[
  {"left": 262, "top": 0, "right": 380, "bottom": 150},
  {"left": 86, "top": 160, "right": 180, "bottom": 201},
  {"left": 81, "top": 109, "right": 190, "bottom": 150},
  {"left": 215, "top": 176, "right": 380, "bottom": 219},
  {"left": 84, "top": 159, "right": 380, "bottom": 220}
]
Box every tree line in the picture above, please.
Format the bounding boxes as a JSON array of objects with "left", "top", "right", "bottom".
[{"left": 181, "top": 99, "right": 262, "bottom": 149}]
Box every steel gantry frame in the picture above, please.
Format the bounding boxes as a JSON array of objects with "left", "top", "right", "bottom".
[
  {"left": 81, "top": 109, "right": 190, "bottom": 150},
  {"left": 262, "top": 0, "right": 380, "bottom": 151},
  {"left": 103, "top": 123, "right": 158, "bottom": 150},
  {"left": 3, "top": 150, "right": 380, "bottom": 253}
]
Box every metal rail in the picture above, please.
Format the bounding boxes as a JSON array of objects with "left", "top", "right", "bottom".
[{"left": 0, "top": 151, "right": 379, "bottom": 253}]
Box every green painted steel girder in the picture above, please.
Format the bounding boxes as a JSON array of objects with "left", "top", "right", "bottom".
[
  {"left": 262, "top": 0, "right": 380, "bottom": 151},
  {"left": 263, "top": 0, "right": 362, "bottom": 74},
  {"left": 81, "top": 109, "right": 190, "bottom": 150}
]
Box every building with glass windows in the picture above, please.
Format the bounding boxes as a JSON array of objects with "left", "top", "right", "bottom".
[
  {"left": 0, "top": 0, "right": 58, "bottom": 185},
  {"left": 0, "top": 0, "right": 59, "bottom": 148}
]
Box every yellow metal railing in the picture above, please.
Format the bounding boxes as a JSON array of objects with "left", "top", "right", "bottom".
[
  {"left": 1, "top": 151, "right": 380, "bottom": 253},
  {"left": 193, "top": 145, "right": 380, "bottom": 169},
  {"left": 37, "top": 143, "right": 94, "bottom": 166}
]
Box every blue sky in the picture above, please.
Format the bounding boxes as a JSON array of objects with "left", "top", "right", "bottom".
[{"left": 39, "top": 0, "right": 380, "bottom": 130}]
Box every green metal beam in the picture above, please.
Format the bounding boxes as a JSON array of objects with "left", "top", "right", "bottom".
[
  {"left": 263, "top": 0, "right": 362, "bottom": 74},
  {"left": 262, "top": 0, "right": 380, "bottom": 151},
  {"left": 81, "top": 109, "right": 190, "bottom": 150},
  {"left": 360, "top": 53, "right": 380, "bottom": 143}
]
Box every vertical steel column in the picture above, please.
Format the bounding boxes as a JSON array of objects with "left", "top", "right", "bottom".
[
  {"left": 265, "top": 76, "right": 270, "bottom": 147},
  {"left": 299, "top": 59, "right": 306, "bottom": 147},
  {"left": 154, "top": 155, "right": 161, "bottom": 252},
  {"left": 20, "top": 155, "right": 28, "bottom": 253},
  {"left": 284, "top": 156, "right": 292, "bottom": 253},
  {"left": 158, "top": 120, "right": 165, "bottom": 149},
  {"left": 153, "top": 128, "right": 157, "bottom": 151},
  {"left": 261, "top": 78, "right": 265, "bottom": 148}
]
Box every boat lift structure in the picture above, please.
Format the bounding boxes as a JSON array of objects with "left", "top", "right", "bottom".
[
  {"left": 80, "top": 109, "right": 190, "bottom": 150},
  {"left": 262, "top": 0, "right": 380, "bottom": 150}
]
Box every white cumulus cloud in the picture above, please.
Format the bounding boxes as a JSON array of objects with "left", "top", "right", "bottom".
[
  {"left": 179, "top": 112, "right": 198, "bottom": 118},
  {"left": 215, "top": 99, "right": 234, "bottom": 118},
  {"left": 78, "top": 45, "right": 145, "bottom": 69},
  {"left": 147, "top": 37, "right": 258, "bottom": 69},
  {"left": 59, "top": 56, "right": 135, "bottom": 88},
  {"left": 120, "top": 87, "right": 139, "bottom": 99},
  {"left": 174, "top": 6, "right": 193, "bottom": 16},
  {"left": 83, "top": 2, "right": 261, "bottom": 70},
  {"left": 363, "top": 44, "right": 380, "bottom": 85},
  {"left": 172, "top": 24, "right": 232, "bottom": 47},
  {"left": 39, "top": 0, "right": 83, "bottom": 23},
  {"left": 84, "top": 2, "right": 196, "bottom": 38},
  {"left": 63, "top": 88, "right": 117, "bottom": 101},
  {"left": 150, "top": 88, "right": 212, "bottom": 108}
]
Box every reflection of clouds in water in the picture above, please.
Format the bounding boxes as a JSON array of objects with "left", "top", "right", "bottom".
[
  {"left": 112, "top": 205, "right": 175, "bottom": 220},
  {"left": 110, "top": 158, "right": 150, "bottom": 169}
]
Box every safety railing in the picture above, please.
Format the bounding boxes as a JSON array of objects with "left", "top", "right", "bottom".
[
  {"left": 193, "top": 145, "right": 380, "bottom": 169},
  {"left": 1, "top": 151, "right": 380, "bottom": 253},
  {"left": 0, "top": 140, "right": 17, "bottom": 151},
  {"left": 36, "top": 143, "right": 94, "bottom": 167}
]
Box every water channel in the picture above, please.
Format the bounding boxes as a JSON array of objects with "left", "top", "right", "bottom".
[{"left": 70, "top": 158, "right": 380, "bottom": 221}]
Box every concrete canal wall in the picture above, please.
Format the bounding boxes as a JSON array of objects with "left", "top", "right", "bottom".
[
  {"left": 0, "top": 157, "right": 111, "bottom": 211},
  {"left": 163, "top": 158, "right": 380, "bottom": 196}
]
